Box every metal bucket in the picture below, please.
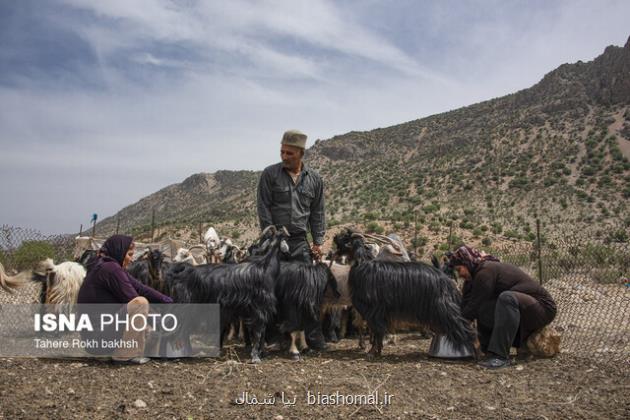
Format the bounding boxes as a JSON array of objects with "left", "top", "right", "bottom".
[{"left": 428, "top": 334, "right": 473, "bottom": 358}]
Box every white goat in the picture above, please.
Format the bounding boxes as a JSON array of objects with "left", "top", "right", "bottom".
[
  {"left": 0, "top": 262, "right": 27, "bottom": 293},
  {"left": 173, "top": 247, "right": 207, "bottom": 265},
  {"left": 203, "top": 227, "right": 222, "bottom": 263},
  {"left": 39, "top": 258, "right": 86, "bottom": 309},
  {"left": 375, "top": 233, "right": 411, "bottom": 262},
  {"left": 366, "top": 243, "right": 381, "bottom": 259}
]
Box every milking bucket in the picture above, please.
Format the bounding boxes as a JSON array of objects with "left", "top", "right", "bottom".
[{"left": 428, "top": 334, "right": 473, "bottom": 358}]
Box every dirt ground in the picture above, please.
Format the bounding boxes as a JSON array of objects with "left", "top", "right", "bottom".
[{"left": 1, "top": 334, "right": 628, "bottom": 419}]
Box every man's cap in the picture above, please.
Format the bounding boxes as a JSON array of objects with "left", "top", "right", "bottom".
[{"left": 281, "top": 130, "right": 307, "bottom": 149}]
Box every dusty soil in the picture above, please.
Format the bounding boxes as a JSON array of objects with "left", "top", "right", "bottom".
[{"left": 1, "top": 335, "right": 628, "bottom": 419}]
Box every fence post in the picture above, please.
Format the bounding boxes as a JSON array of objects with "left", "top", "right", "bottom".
[
  {"left": 198, "top": 223, "right": 203, "bottom": 243},
  {"left": 79, "top": 224, "right": 83, "bottom": 236},
  {"left": 448, "top": 222, "right": 453, "bottom": 249},
  {"left": 151, "top": 209, "right": 156, "bottom": 242},
  {"left": 116, "top": 216, "right": 120, "bottom": 235},
  {"left": 414, "top": 212, "right": 418, "bottom": 255},
  {"left": 536, "top": 218, "right": 543, "bottom": 285}
]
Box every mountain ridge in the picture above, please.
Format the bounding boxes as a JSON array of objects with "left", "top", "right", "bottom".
[{"left": 94, "top": 37, "right": 630, "bottom": 249}]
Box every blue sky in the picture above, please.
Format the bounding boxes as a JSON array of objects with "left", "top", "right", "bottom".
[{"left": 1, "top": 0, "right": 629, "bottom": 234}]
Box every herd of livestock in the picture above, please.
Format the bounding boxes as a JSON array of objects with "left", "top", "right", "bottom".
[{"left": 0, "top": 226, "right": 477, "bottom": 363}]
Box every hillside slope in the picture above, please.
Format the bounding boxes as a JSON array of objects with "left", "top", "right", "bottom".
[{"left": 95, "top": 36, "right": 630, "bottom": 248}]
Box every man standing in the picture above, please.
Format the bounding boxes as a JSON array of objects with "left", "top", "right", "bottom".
[
  {"left": 257, "top": 129, "right": 327, "bottom": 350},
  {"left": 257, "top": 129, "right": 325, "bottom": 263}
]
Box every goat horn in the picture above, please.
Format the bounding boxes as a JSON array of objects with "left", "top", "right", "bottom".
[
  {"left": 281, "top": 226, "right": 290, "bottom": 237},
  {"left": 260, "top": 225, "right": 275, "bottom": 237},
  {"left": 188, "top": 245, "right": 207, "bottom": 251},
  {"left": 364, "top": 233, "right": 402, "bottom": 250}
]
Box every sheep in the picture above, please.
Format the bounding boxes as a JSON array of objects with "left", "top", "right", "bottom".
[
  {"left": 166, "top": 225, "right": 289, "bottom": 363},
  {"left": 333, "top": 229, "right": 477, "bottom": 360}
]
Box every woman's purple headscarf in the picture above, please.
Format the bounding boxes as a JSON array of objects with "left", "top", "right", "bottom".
[
  {"left": 99, "top": 235, "right": 133, "bottom": 266},
  {"left": 449, "top": 245, "right": 499, "bottom": 275}
]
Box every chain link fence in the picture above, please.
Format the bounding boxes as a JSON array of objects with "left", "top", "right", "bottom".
[
  {"left": 486, "top": 237, "right": 630, "bottom": 362},
  {"left": 0, "top": 225, "right": 76, "bottom": 272},
  {"left": 1, "top": 224, "right": 629, "bottom": 361}
]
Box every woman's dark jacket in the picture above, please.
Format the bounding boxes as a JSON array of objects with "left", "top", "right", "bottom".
[
  {"left": 77, "top": 256, "right": 172, "bottom": 305},
  {"left": 461, "top": 261, "right": 556, "bottom": 325},
  {"left": 76, "top": 256, "right": 172, "bottom": 355}
]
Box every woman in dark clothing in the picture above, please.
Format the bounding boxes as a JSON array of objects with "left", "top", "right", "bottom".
[
  {"left": 77, "top": 235, "right": 173, "bottom": 364},
  {"left": 449, "top": 245, "right": 557, "bottom": 369}
]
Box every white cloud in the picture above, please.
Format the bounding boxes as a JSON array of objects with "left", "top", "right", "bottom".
[{"left": 1, "top": 0, "right": 629, "bottom": 233}]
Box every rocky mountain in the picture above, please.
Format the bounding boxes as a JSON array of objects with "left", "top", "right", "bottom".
[
  {"left": 95, "top": 171, "right": 260, "bottom": 239},
  {"left": 95, "top": 36, "right": 630, "bottom": 249}
]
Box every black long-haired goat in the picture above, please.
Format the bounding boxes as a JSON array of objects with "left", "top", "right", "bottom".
[
  {"left": 247, "top": 238, "right": 341, "bottom": 360},
  {"left": 127, "top": 249, "right": 170, "bottom": 294},
  {"left": 165, "top": 226, "right": 289, "bottom": 363},
  {"left": 334, "top": 229, "right": 477, "bottom": 360},
  {"left": 274, "top": 262, "right": 340, "bottom": 359}
]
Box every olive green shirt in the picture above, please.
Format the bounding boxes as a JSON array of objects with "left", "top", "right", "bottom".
[{"left": 257, "top": 162, "right": 326, "bottom": 245}]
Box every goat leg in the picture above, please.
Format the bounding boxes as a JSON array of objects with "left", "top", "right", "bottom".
[
  {"left": 248, "top": 322, "right": 264, "bottom": 363},
  {"left": 366, "top": 331, "right": 385, "bottom": 360},
  {"left": 339, "top": 309, "right": 349, "bottom": 339},
  {"left": 288, "top": 331, "right": 300, "bottom": 360}
]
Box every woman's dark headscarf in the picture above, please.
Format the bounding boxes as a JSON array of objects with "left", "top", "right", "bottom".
[
  {"left": 449, "top": 245, "right": 499, "bottom": 275},
  {"left": 99, "top": 235, "right": 134, "bottom": 266}
]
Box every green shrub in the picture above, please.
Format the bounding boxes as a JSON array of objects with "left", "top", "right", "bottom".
[
  {"left": 447, "top": 235, "right": 463, "bottom": 248},
  {"left": 509, "top": 177, "right": 530, "bottom": 189},
  {"left": 428, "top": 221, "right": 441, "bottom": 233},
  {"left": 491, "top": 223, "right": 503, "bottom": 234},
  {"left": 481, "top": 237, "right": 492, "bottom": 246},
  {"left": 459, "top": 220, "right": 474, "bottom": 229},
  {"left": 438, "top": 243, "right": 450, "bottom": 251},
  {"left": 13, "top": 241, "right": 56, "bottom": 271},
  {"left": 592, "top": 268, "right": 623, "bottom": 284},
  {"left": 609, "top": 230, "right": 628, "bottom": 243},
  {"left": 422, "top": 204, "right": 440, "bottom": 214},
  {"left": 412, "top": 236, "right": 428, "bottom": 248},
  {"left": 366, "top": 222, "right": 384, "bottom": 234},
  {"left": 504, "top": 229, "right": 521, "bottom": 240}
]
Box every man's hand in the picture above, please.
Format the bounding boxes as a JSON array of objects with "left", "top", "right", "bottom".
[{"left": 311, "top": 244, "right": 322, "bottom": 261}]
